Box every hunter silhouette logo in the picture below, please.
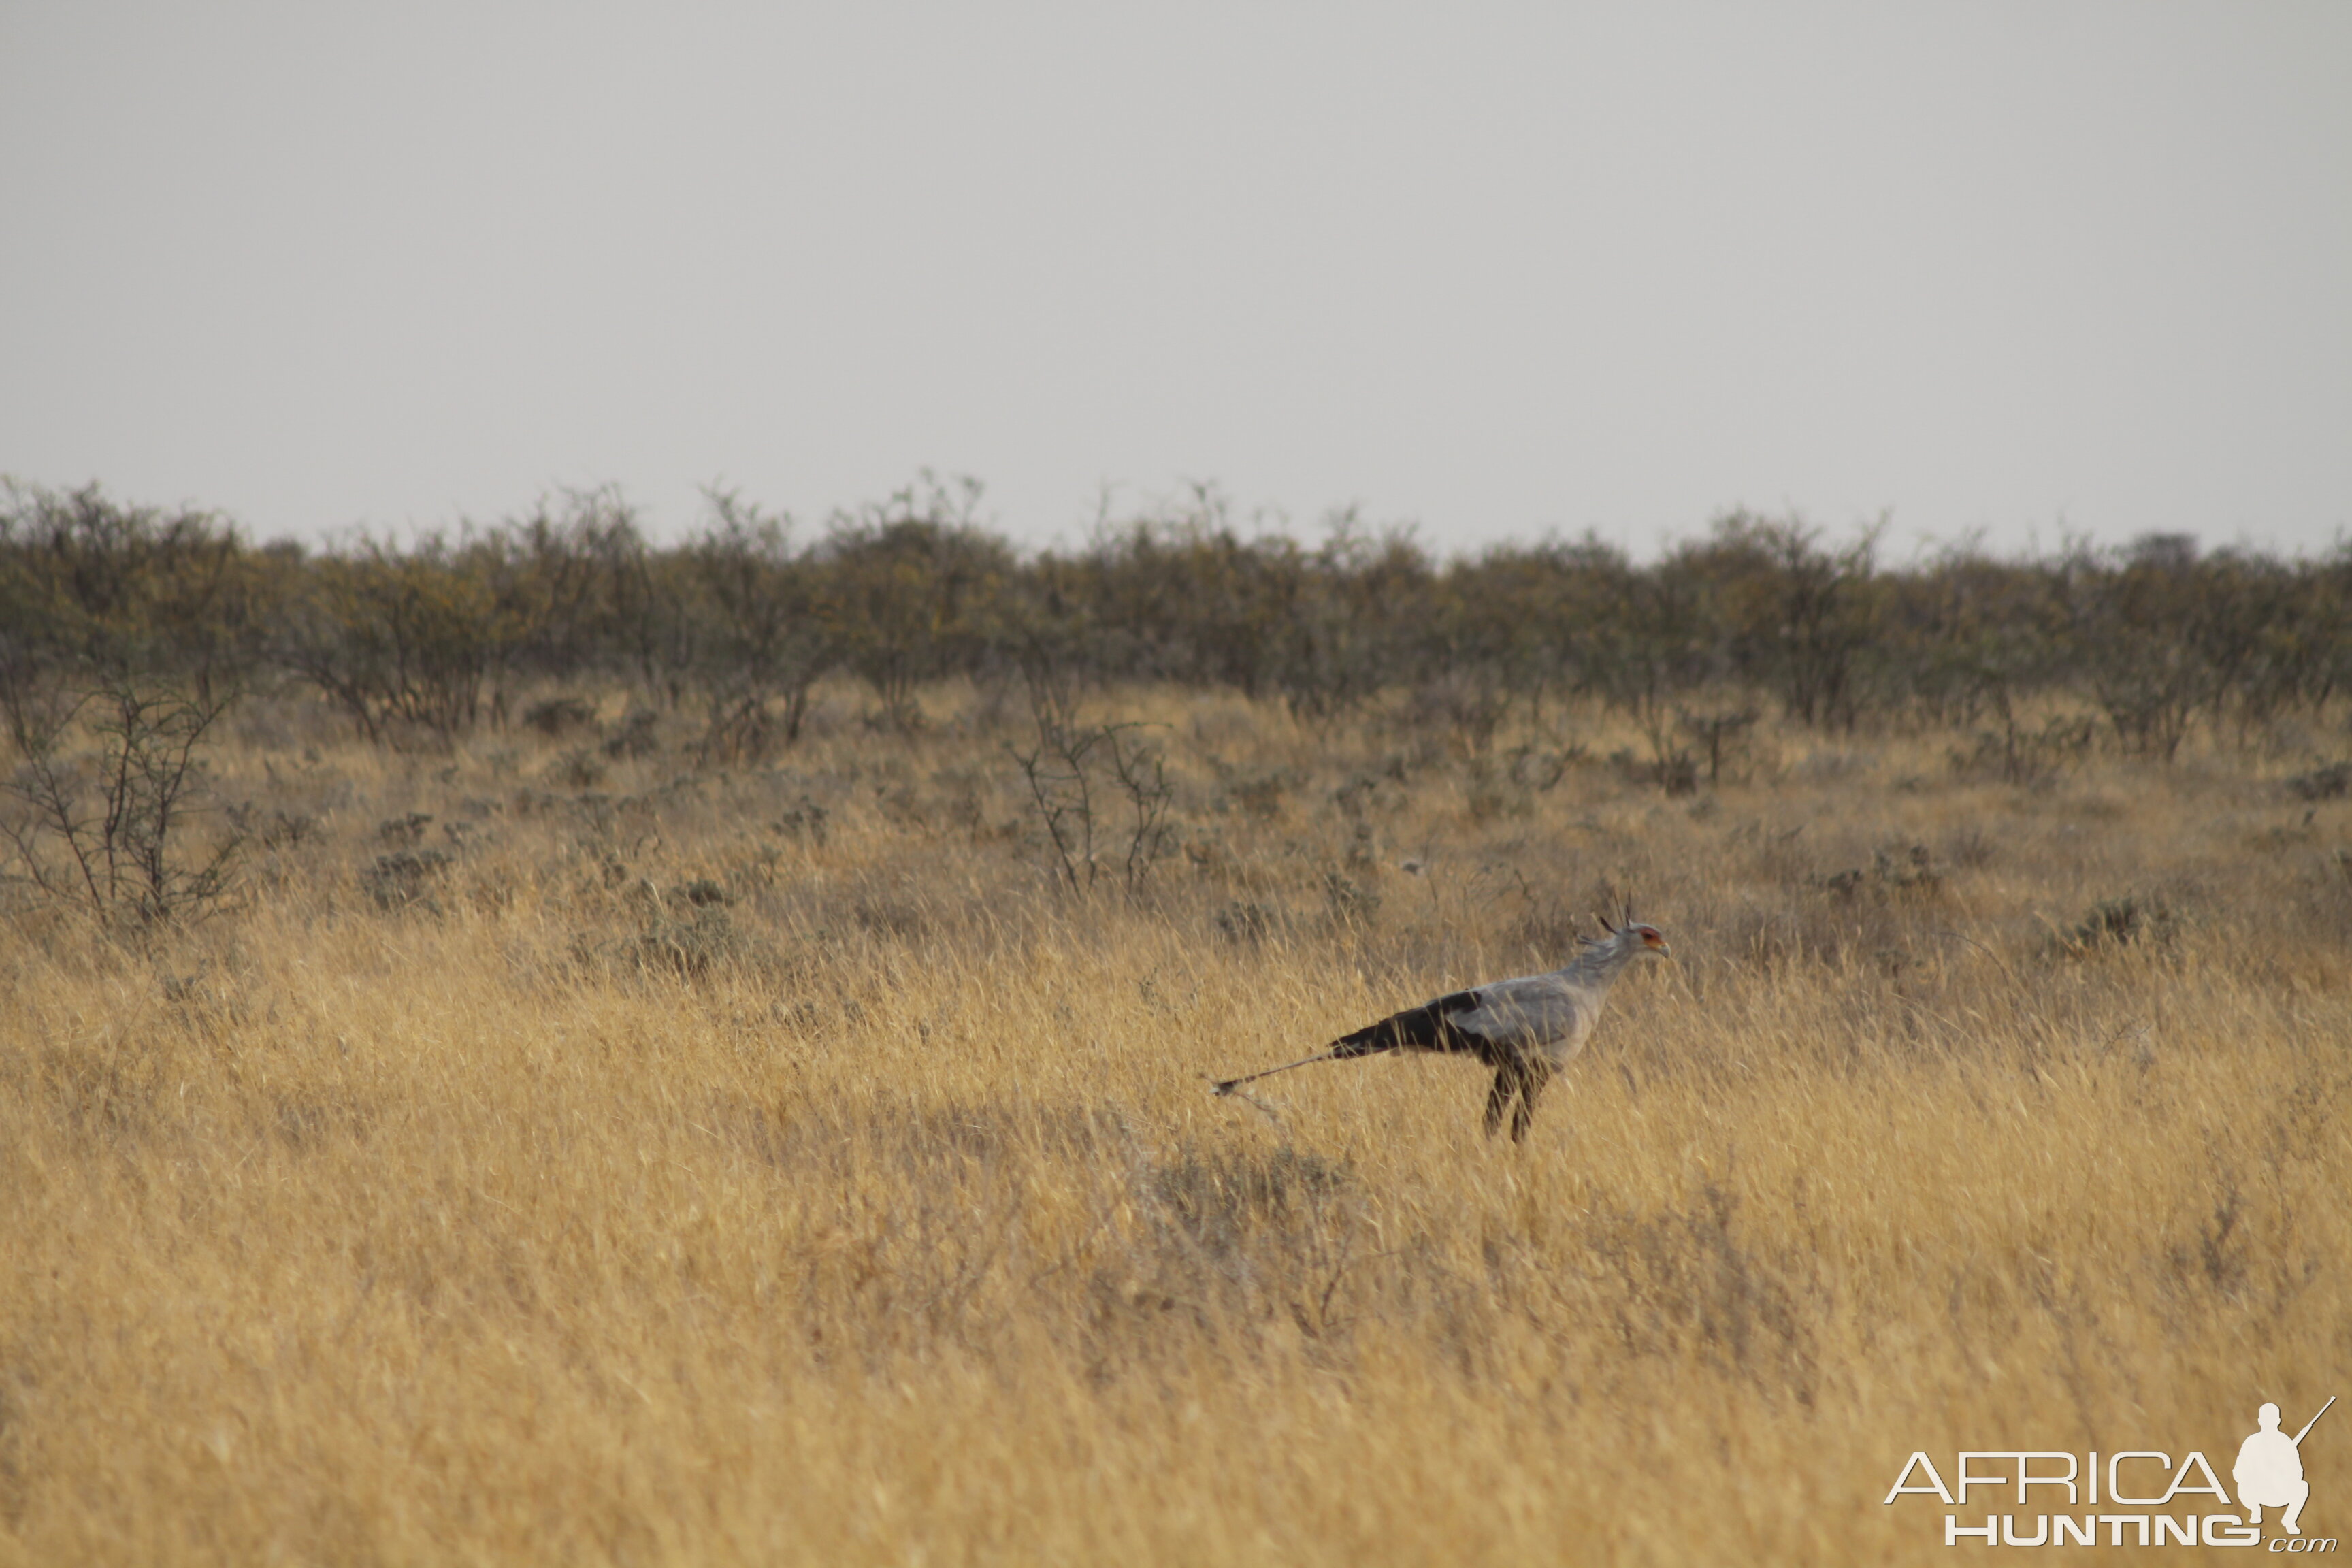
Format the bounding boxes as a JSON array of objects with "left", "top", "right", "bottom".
[
  {"left": 2240, "top": 1398, "right": 2332, "bottom": 1538},
  {"left": 1883, "top": 1396, "right": 2336, "bottom": 1549}
]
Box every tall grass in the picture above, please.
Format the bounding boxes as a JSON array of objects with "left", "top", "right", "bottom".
[{"left": 2, "top": 685, "right": 2347, "bottom": 1564}]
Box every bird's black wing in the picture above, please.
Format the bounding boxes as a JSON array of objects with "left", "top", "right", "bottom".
[{"left": 1330, "top": 988, "right": 1503, "bottom": 1064}]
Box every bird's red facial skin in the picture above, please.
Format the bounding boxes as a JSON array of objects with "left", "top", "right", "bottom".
[{"left": 1638, "top": 927, "right": 1667, "bottom": 949}]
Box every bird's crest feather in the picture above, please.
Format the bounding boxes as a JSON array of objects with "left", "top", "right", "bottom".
[{"left": 1586, "top": 898, "right": 1640, "bottom": 946}]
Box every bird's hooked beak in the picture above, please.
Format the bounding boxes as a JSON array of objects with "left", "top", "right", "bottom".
[{"left": 1639, "top": 928, "right": 1671, "bottom": 957}]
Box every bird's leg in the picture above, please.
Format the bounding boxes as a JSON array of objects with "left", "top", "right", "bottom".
[
  {"left": 1211, "top": 1051, "right": 1338, "bottom": 1096},
  {"left": 1509, "top": 1071, "right": 1549, "bottom": 1143},
  {"left": 1483, "top": 1066, "right": 1522, "bottom": 1137}
]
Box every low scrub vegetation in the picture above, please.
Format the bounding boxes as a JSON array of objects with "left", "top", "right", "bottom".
[{"left": 6, "top": 478, "right": 2349, "bottom": 764}]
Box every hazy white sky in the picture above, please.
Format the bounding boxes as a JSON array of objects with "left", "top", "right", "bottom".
[{"left": 4, "top": 3, "right": 2347, "bottom": 560}]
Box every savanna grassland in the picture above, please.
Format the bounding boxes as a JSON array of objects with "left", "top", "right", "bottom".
[{"left": 3, "top": 675, "right": 2348, "bottom": 1567}]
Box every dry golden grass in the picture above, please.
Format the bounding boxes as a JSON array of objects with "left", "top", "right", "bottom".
[{"left": 3, "top": 685, "right": 2349, "bottom": 1565}]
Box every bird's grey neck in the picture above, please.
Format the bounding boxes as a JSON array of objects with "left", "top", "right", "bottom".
[{"left": 1560, "top": 936, "right": 1639, "bottom": 984}]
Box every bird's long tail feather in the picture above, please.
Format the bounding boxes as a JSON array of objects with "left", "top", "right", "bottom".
[{"left": 1210, "top": 1051, "right": 1338, "bottom": 1096}]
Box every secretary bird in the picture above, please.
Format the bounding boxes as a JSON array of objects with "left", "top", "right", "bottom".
[{"left": 1211, "top": 913, "right": 1671, "bottom": 1142}]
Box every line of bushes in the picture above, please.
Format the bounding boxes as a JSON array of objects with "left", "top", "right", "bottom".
[{"left": 5, "top": 475, "right": 2349, "bottom": 761}]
